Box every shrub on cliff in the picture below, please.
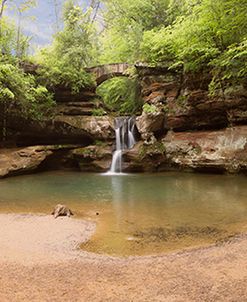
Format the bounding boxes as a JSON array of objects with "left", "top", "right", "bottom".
[
  {"left": 209, "top": 39, "right": 247, "bottom": 93},
  {"left": 0, "top": 57, "right": 54, "bottom": 140},
  {"left": 0, "top": 58, "right": 54, "bottom": 117}
]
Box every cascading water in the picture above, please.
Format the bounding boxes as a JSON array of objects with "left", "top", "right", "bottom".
[{"left": 108, "top": 116, "right": 136, "bottom": 174}]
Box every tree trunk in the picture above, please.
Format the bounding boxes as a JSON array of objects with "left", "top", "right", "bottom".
[
  {"left": 16, "top": 10, "right": 22, "bottom": 59},
  {"left": 52, "top": 0, "right": 60, "bottom": 33},
  {"left": 2, "top": 101, "right": 7, "bottom": 142},
  {"left": 0, "top": 0, "right": 8, "bottom": 20},
  {"left": 0, "top": 0, "right": 8, "bottom": 44}
]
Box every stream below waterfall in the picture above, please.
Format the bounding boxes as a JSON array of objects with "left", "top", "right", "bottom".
[{"left": 0, "top": 171, "right": 247, "bottom": 256}]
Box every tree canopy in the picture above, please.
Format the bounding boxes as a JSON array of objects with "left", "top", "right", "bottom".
[
  {"left": 0, "top": 0, "right": 246, "bottom": 119},
  {"left": 100, "top": 0, "right": 247, "bottom": 90}
]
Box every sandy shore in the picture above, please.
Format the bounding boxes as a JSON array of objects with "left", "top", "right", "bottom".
[{"left": 0, "top": 214, "right": 247, "bottom": 302}]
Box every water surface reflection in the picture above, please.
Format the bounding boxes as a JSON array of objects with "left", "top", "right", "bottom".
[{"left": 0, "top": 172, "right": 247, "bottom": 255}]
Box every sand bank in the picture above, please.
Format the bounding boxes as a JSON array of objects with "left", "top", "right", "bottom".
[
  {"left": 0, "top": 214, "right": 247, "bottom": 301},
  {"left": 0, "top": 214, "right": 96, "bottom": 264}
]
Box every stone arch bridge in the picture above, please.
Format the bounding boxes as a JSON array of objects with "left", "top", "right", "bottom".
[
  {"left": 22, "top": 61, "right": 153, "bottom": 86},
  {"left": 85, "top": 63, "right": 133, "bottom": 85}
]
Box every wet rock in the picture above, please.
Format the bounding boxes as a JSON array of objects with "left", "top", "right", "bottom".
[
  {"left": 51, "top": 204, "right": 74, "bottom": 219},
  {"left": 122, "top": 141, "right": 166, "bottom": 173},
  {"left": 72, "top": 144, "right": 112, "bottom": 172}
]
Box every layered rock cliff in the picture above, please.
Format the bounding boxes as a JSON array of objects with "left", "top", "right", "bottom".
[
  {"left": 123, "top": 65, "right": 247, "bottom": 174},
  {"left": 1, "top": 64, "right": 246, "bottom": 177}
]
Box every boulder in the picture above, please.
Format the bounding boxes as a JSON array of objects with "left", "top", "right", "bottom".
[
  {"left": 72, "top": 144, "right": 112, "bottom": 172},
  {"left": 51, "top": 204, "right": 74, "bottom": 219},
  {"left": 136, "top": 112, "right": 166, "bottom": 141},
  {"left": 122, "top": 141, "right": 167, "bottom": 173}
]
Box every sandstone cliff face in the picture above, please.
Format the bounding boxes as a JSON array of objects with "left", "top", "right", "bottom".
[
  {"left": 0, "top": 81, "right": 115, "bottom": 175},
  {"left": 120, "top": 65, "right": 247, "bottom": 174},
  {"left": 136, "top": 65, "right": 247, "bottom": 133},
  {"left": 54, "top": 116, "right": 114, "bottom": 141},
  {"left": 1, "top": 84, "right": 114, "bottom": 146},
  {"left": 6, "top": 116, "right": 94, "bottom": 146},
  {"left": 162, "top": 127, "right": 247, "bottom": 173}
]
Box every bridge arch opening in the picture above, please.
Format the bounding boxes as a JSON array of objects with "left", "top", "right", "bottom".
[{"left": 96, "top": 76, "right": 142, "bottom": 115}]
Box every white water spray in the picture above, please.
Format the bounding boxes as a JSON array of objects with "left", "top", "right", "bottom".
[{"left": 107, "top": 116, "right": 136, "bottom": 174}]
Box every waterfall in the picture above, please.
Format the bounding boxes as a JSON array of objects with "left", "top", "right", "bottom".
[{"left": 108, "top": 116, "right": 136, "bottom": 174}]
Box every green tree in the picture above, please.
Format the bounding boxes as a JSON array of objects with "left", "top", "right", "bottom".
[
  {"left": 0, "top": 0, "right": 8, "bottom": 20},
  {"left": 99, "top": 0, "right": 170, "bottom": 64},
  {"left": 14, "top": 0, "right": 36, "bottom": 59},
  {"left": 140, "top": 0, "right": 247, "bottom": 84},
  {"left": 0, "top": 18, "right": 15, "bottom": 55},
  {"left": 37, "top": 0, "right": 98, "bottom": 93},
  {"left": 0, "top": 0, "right": 36, "bottom": 58}
]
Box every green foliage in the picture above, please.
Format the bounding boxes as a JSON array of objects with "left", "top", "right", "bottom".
[
  {"left": 140, "top": 0, "right": 247, "bottom": 89},
  {"left": 0, "top": 18, "right": 15, "bottom": 55},
  {"left": 35, "top": 0, "right": 97, "bottom": 93},
  {"left": 94, "top": 140, "right": 107, "bottom": 147},
  {"left": 96, "top": 77, "right": 142, "bottom": 115},
  {"left": 139, "top": 142, "right": 166, "bottom": 159},
  {"left": 0, "top": 1, "right": 36, "bottom": 60},
  {"left": 143, "top": 103, "right": 158, "bottom": 114},
  {"left": 99, "top": 0, "right": 170, "bottom": 64},
  {"left": 92, "top": 108, "right": 106, "bottom": 116},
  {"left": 141, "top": 7, "right": 221, "bottom": 71},
  {"left": 1, "top": 0, "right": 246, "bottom": 126},
  {"left": 0, "top": 58, "right": 54, "bottom": 119},
  {"left": 36, "top": 53, "right": 94, "bottom": 94},
  {"left": 210, "top": 39, "right": 247, "bottom": 92}
]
